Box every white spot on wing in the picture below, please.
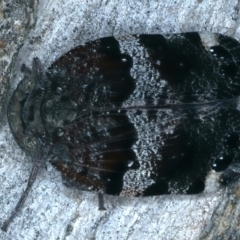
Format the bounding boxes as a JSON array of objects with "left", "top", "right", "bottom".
[
  {"left": 204, "top": 170, "right": 221, "bottom": 193},
  {"left": 199, "top": 31, "right": 219, "bottom": 50}
]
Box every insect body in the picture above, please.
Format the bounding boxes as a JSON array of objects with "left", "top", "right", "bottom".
[{"left": 2, "top": 31, "right": 240, "bottom": 231}]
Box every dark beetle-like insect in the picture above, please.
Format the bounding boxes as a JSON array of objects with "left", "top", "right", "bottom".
[{"left": 2, "top": 31, "right": 240, "bottom": 231}]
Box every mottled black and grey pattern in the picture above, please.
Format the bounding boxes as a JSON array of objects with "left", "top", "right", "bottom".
[{"left": 3, "top": 31, "right": 240, "bottom": 231}]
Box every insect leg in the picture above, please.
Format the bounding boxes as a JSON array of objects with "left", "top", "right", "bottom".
[
  {"left": 1, "top": 150, "right": 42, "bottom": 232},
  {"left": 98, "top": 192, "right": 106, "bottom": 210}
]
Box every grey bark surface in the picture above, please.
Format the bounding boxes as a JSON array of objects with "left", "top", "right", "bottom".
[{"left": 1, "top": 0, "right": 240, "bottom": 239}]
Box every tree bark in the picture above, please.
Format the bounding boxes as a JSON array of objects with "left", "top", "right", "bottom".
[{"left": 1, "top": 0, "right": 240, "bottom": 239}]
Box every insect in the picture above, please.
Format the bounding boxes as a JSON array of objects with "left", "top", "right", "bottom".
[{"left": 2, "top": 31, "right": 240, "bottom": 231}]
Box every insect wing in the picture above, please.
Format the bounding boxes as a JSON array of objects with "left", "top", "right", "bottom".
[{"left": 44, "top": 33, "right": 240, "bottom": 196}]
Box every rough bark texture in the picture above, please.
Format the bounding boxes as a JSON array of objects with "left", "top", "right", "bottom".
[{"left": 1, "top": 0, "right": 240, "bottom": 239}]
